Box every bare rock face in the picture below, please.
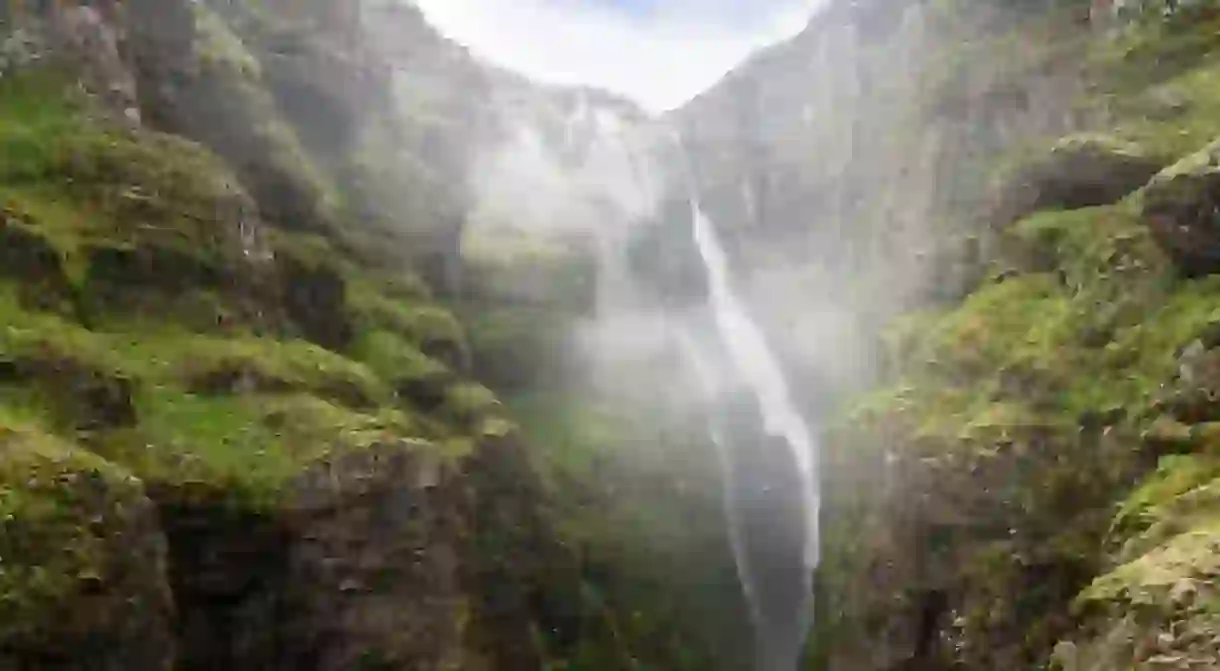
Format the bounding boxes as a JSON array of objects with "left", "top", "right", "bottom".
[
  {"left": 281, "top": 442, "right": 468, "bottom": 671},
  {"left": 156, "top": 440, "right": 515, "bottom": 671},
  {"left": 1143, "top": 139, "right": 1220, "bottom": 277}
]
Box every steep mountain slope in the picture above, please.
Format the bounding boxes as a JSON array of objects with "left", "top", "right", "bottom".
[
  {"left": 0, "top": 2, "right": 750, "bottom": 670},
  {"left": 0, "top": 2, "right": 582, "bottom": 669},
  {"left": 12, "top": 1, "right": 1220, "bottom": 670},
  {"left": 664, "top": 1, "right": 1220, "bottom": 668}
]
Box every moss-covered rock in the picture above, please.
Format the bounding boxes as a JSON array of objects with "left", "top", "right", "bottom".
[
  {"left": 0, "top": 419, "right": 174, "bottom": 670},
  {"left": 349, "top": 284, "right": 471, "bottom": 373},
  {"left": 823, "top": 185, "right": 1220, "bottom": 667},
  {"left": 0, "top": 70, "right": 278, "bottom": 330},
  {"left": 276, "top": 248, "right": 354, "bottom": 351},
  {"left": 0, "top": 209, "right": 73, "bottom": 314},
  {"left": 993, "top": 134, "right": 1164, "bottom": 227},
  {"left": 1143, "top": 138, "right": 1220, "bottom": 277},
  {"left": 1056, "top": 522, "right": 1220, "bottom": 670},
  {"left": 351, "top": 329, "right": 452, "bottom": 411},
  {"left": 95, "top": 392, "right": 430, "bottom": 510},
  {"left": 129, "top": 0, "right": 336, "bottom": 233}
]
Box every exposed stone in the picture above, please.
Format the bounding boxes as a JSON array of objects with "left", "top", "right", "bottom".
[
  {"left": 1144, "top": 138, "right": 1220, "bottom": 277},
  {"left": 278, "top": 252, "right": 353, "bottom": 351},
  {"left": 996, "top": 135, "right": 1164, "bottom": 227},
  {"left": 280, "top": 442, "right": 466, "bottom": 671},
  {"left": 0, "top": 428, "right": 175, "bottom": 671}
]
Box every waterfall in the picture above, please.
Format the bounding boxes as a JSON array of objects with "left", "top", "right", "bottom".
[
  {"left": 551, "top": 102, "right": 821, "bottom": 667},
  {"left": 688, "top": 198, "right": 820, "bottom": 670}
]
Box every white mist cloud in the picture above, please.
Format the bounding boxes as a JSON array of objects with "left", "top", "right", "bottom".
[{"left": 412, "top": 0, "right": 824, "bottom": 112}]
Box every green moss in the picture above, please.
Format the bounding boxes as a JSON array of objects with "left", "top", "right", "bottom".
[
  {"left": 0, "top": 72, "right": 84, "bottom": 182},
  {"left": 1011, "top": 203, "right": 1165, "bottom": 288},
  {"left": 1113, "top": 455, "right": 1220, "bottom": 534},
  {"left": 1088, "top": 21, "right": 1220, "bottom": 159},
  {"left": 833, "top": 195, "right": 1220, "bottom": 667},
  {"left": 0, "top": 417, "right": 148, "bottom": 641},
  {"left": 0, "top": 288, "right": 123, "bottom": 375},
  {"left": 1080, "top": 519, "right": 1220, "bottom": 608},
  {"left": 143, "top": 333, "right": 391, "bottom": 409},
  {"left": 95, "top": 391, "right": 418, "bottom": 509},
  {"left": 0, "top": 70, "right": 261, "bottom": 329},
  {"left": 0, "top": 114, "right": 249, "bottom": 258},
  {"left": 194, "top": 3, "right": 263, "bottom": 80},
  {"left": 177, "top": 14, "right": 340, "bottom": 231},
  {"left": 351, "top": 330, "right": 449, "bottom": 390},
  {"left": 442, "top": 382, "right": 512, "bottom": 438}
]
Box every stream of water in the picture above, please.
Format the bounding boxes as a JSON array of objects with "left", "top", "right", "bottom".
[
  {"left": 573, "top": 108, "right": 821, "bottom": 668},
  {"left": 687, "top": 198, "right": 820, "bottom": 670}
]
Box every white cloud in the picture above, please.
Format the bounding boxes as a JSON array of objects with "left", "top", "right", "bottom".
[{"left": 412, "top": 0, "right": 823, "bottom": 113}]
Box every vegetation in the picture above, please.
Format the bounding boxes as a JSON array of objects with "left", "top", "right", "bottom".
[
  {"left": 0, "top": 57, "right": 517, "bottom": 667},
  {"left": 820, "top": 6, "right": 1220, "bottom": 670}
]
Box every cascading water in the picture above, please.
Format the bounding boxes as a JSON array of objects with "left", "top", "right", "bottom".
[
  {"left": 686, "top": 198, "right": 820, "bottom": 671},
  {"left": 544, "top": 97, "right": 821, "bottom": 667}
]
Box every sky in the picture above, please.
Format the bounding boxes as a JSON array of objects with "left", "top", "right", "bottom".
[{"left": 413, "top": 0, "right": 825, "bottom": 113}]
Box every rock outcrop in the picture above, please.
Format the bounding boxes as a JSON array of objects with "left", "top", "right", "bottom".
[
  {"left": 995, "top": 134, "right": 1165, "bottom": 227},
  {"left": 809, "top": 9, "right": 1220, "bottom": 671},
  {"left": 1143, "top": 139, "right": 1220, "bottom": 277}
]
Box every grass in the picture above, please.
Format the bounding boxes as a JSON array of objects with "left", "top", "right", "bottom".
[
  {"left": 0, "top": 283, "right": 392, "bottom": 407},
  {"left": 832, "top": 196, "right": 1220, "bottom": 666},
  {"left": 0, "top": 69, "right": 260, "bottom": 323},
  {"left": 350, "top": 329, "right": 450, "bottom": 391},
  {"left": 349, "top": 287, "right": 469, "bottom": 365},
  {"left": 1081, "top": 13, "right": 1220, "bottom": 159},
  {"left": 95, "top": 391, "right": 421, "bottom": 508},
  {"left": 130, "top": 332, "right": 393, "bottom": 408}
]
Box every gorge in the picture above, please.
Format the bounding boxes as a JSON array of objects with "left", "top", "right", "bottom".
[{"left": 6, "top": 1, "right": 1220, "bottom": 670}]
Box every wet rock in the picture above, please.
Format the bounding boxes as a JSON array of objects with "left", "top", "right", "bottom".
[
  {"left": 0, "top": 429, "right": 175, "bottom": 670},
  {"left": 0, "top": 211, "right": 74, "bottom": 314},
  {"left": 278, "top": 253, "right": 353, "bottom": 351},
  {"left": 155, "top": 491, "right": 288, "bottom": 671},
  {"left": 1144, "top": 139, "right": 1220, "bottom": 277},
  {"left": 995, "top": 135, "right": 1164, "bottom": 226},
  {"left": 281, "top": 442, "right": 467, "bottom": 671}
]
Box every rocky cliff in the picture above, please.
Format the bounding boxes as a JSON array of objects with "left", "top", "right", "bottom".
[
  {"left": 666, "top": 1, "right": 1220, "bottom": 669},
  {"left": 0, "top": 1, "right": 602, "bottom": 668},
  {"left": 11, "top": 0, "right": 1220, "bottom": 670}
]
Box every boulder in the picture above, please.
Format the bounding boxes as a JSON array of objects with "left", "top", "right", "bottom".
[
  {"left": 1143, "top": 138, "right": 1220, "bottom": 277},
  {"left": 995, "top": 135, "right": 1164, "bottom": 226}
]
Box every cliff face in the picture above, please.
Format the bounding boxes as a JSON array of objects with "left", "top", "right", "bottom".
[
  {"left": 669, "top": 1, "right": 1095, "bottom": 406},
  {"left": 665, "top": 2, "right": 1220, "bottom": 669},
  {"left": 0, "top": 2, "right": 594, "bottom": 669},
  {"left": 12, "top": 0, "right": 1220, "bottom": 670}
]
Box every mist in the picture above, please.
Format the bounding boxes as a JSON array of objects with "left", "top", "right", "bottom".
[{"left": 0, "top": 0, "right": 1167, "bottom": 669}]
